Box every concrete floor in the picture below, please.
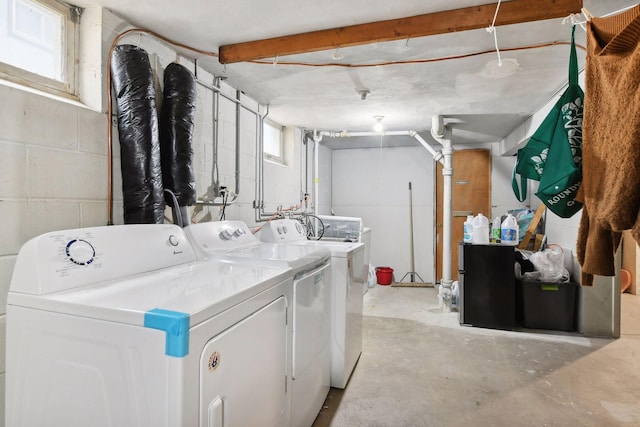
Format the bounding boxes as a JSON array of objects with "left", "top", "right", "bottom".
[{"left": 312, "top": 286, "right": 640, "bottom": 427}]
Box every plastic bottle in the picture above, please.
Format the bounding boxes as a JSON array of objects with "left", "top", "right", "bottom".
[
  {"left": 471, "top": 213, "right": 490, "bottom": 244},
  {"left": 463, "top": 215, "right": 473, "bottom": 243},
  {"left": 491, "top": 216, "right": 501, "bottom": 243},
  {"left": 501, "top": 213, "right": 519, "bottom": 245}
]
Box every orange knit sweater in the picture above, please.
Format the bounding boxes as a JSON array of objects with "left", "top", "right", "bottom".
[{"left": 577, "top": 5, "right": 640, "bottom": 285}]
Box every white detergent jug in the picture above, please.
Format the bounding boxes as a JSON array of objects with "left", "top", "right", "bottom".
[
  {"left": 463, "top": 215, "right": 474, "bottom": 243},
  {"left": 501, "top": 213, "right": 519, "bottom": 245},
  {"left": 471, "top": 213, "right": 489, "bottom": 244}
]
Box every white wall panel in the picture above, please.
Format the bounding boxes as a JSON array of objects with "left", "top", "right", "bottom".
[{"left": 331, "top": 145, "right": 434, "bottom": 281}]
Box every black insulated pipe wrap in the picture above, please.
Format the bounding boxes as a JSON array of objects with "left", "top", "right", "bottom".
[
  {"left": 159, "top": 63, "right": 197, "bottom": 207},
  {"left": 110, "top": 45, "right": 164, "bottom": 224}
]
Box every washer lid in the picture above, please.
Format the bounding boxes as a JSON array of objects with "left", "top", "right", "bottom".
[
  {"left": 218, "top": 243, "right": 330, "bottom": 272},
  {"left": 186, "top": 221, "right": 330, "bottom": 272},
  {"left": 8, "top": 259, "right": 292, "bottom": 328},
  {"left": 291, "top": 240, "right": 365, "bottom": 258}
]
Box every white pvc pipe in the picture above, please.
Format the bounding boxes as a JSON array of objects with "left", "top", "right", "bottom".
[
  {"left": 315, "top": 125, "right": 451, "bottom": 311},
  {"left": 318, "top": 130, "right": 444, "bottom": 164},
  {"left": 430, "top": 116, "right": 454, "bottom": 312},
  {"left": 412, "top": 132, "right": 444, "bottom": 164},
  {"left": 313, "top": 131, "right": 322, "bottom": 215}
]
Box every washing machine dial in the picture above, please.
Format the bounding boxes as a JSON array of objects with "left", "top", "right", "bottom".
[
  {"left": 282, "top": 226, "right": 288, "bottom": 234},
  {"left": 219, "top": 229, "right": 233, "bottom": 241},
  {"left": 232, "top": 228, "right": 243, "bottom": 237},
  {"left": 277, "top": 226, "right": 283, "bottom": 234},
  {"left": 295, "top": 222, "right": 303, "bottom": 234},
  {"left": 65, "top": 239, "right": 95, "bottom": 266},
  {"left": 168, "top": 234, "right": 179, "bottom": 246}
]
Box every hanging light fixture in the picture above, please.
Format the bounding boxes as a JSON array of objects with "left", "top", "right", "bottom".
[
  {"left": 484, "top": 0, "right": 519, "bottom": 78},
  {"left": 373, "top": 115, "right": 384, "bottom": 132}
]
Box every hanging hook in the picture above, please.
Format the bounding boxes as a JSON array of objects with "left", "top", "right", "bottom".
[
  {"left": 562, "top": 13, "right": 586, "bottom": 31},
  {"left": 581, "top": 7, "right": 594, "bottom": 21}
]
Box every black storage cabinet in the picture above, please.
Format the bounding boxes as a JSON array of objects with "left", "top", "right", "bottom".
[{"left": 458, "top": 243, "right": 516, "bottom": 330}]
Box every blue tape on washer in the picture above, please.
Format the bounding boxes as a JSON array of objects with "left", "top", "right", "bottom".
[{"left": 144, "top": 308, "right": 190, "bottom": 357}]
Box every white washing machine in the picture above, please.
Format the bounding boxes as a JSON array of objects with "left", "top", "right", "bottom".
[
  {"left": 261, "top": 219, "right": 366, "bottom": 389},
  {"left": 315, "top": 216, "right": 371, "bottom": 294},
  {"left": 185, "top": 221, "right": 331, "bottom": 427},
  {"left": 6, "top": 224, "right": 293, "bottom": 427}
]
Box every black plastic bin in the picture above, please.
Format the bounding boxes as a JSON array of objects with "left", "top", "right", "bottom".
[{"left": 517, "top": 280, "right": 578, "bottom": 332}]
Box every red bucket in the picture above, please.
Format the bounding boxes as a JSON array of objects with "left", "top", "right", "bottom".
[{"left": 375, "top": 267, "right": 394, "bottom": 286}]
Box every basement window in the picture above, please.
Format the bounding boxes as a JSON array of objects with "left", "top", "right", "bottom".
[
  {"left": 263, "top": 120, "right": 285, "bottom": 164},
  {"left": 0, "top": 0, "right": 79, "bottom": 98}
]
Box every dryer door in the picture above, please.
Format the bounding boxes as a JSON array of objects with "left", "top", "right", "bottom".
[{"left": 199, "top": 297, "right": 287, "bottom": 427}]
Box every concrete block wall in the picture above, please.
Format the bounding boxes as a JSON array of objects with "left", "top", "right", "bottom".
[
  {"left": 0, "top": 7, "right": 303, "bottom": 424},
  {"left": 0, "top": 83, "right": 112, "bottom": 425}
]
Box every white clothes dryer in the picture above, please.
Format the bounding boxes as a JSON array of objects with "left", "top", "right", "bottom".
[
  {"left": 260, "top": 219, "right": 366, "bottom": 389},
  {"left": 185, "top": 221, "right": 332, "bottom": 427},
  {"left": 6, "top": 224, "right": 293, "bottom": 427}
]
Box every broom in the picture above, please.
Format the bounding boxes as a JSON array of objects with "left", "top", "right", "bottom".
[{"left": 393, "top": 182, "right": 432, "bottom": 287}]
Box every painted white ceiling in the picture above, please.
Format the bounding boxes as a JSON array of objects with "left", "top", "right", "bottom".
[{"left": 75, "top": 0, "right": 638, "bottom": 148}]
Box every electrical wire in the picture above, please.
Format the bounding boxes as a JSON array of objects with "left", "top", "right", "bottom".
[
  {"left": 219, "top": 190, "right": 228, "bottom": 220},
  {"left": 486, "top": 0, "right": 503, "bottom": 65},
  {"left": 247, "top": 40, "right": 586, "bottom": 68},
  {"left": 298, "top": 214, "right": 325, "bottom": 240}
]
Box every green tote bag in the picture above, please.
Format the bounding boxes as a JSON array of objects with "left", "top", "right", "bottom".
[
  {"left": 534, "top": 26, "right": 583, "bottom": 218},
  {"left": 511, "top": 139, "right": 549, "bottom": 202},
  {"left": 512, "top": 26, "right": 583, "bottom": 218}
]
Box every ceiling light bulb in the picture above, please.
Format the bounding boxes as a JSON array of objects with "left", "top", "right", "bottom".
[{"left": 373, "top": 116, "right": 384, "bottom": 132}]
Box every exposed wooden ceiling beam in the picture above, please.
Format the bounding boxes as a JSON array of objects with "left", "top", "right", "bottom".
[{"left": 219, "top": 0, "right": 582, "bottom": 64}]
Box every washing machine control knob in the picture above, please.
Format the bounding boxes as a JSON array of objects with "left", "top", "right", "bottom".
[
  {"left": 168, "top": 234, "right": 179, "bottom": 246},
  {"left": 219, "top": 229, "right": 233, "bottom": 240},
  {"left": 233, "top": 228, "right": 243, "bottom": 237},
  {"left": 282, "top": 226, "right": 288, "bottom": 234},
  {"left": 65, "top": 239, "right": 95, "bottom": 266},
  {"left": 277, "top": 226, "right": 283, "bottom": 234}
]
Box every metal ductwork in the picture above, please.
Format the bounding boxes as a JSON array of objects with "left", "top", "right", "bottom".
[
  {"left": 110, "top": 45, "right": 164, "bottom": 224},
  {"left": 160, "top": 62, "right": 197, "bottom": 227}
]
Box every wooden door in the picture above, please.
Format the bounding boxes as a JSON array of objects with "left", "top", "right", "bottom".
[{"left": 436, "top": 149, "right": 491, "bottom": 282}]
